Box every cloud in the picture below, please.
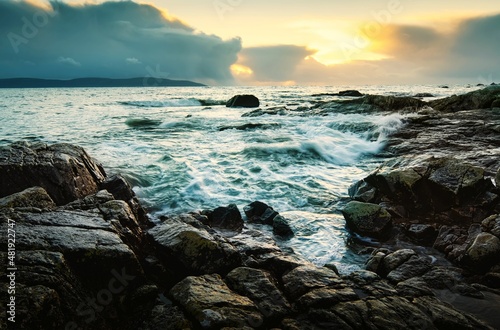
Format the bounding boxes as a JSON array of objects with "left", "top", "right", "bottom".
[
  {"left": 0, "top": 0, "right": 241, "bottom": 84},
  {"left": 237, "top": 45, "right": 315, "bottom": 83},
  {"left": 57, "top": 56, "right": 81, "bottom": 67},
  {"left": 235, "top": 13, "right": 500, "bottom": 85}
]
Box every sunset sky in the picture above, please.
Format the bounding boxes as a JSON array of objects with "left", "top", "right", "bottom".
[{"left": 1, "top": 0, "right": 499, "bottom": 85}]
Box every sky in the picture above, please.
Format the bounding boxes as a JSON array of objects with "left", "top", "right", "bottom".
[{"left": 1, "top": 0, "right": 499, "bottom": 85}]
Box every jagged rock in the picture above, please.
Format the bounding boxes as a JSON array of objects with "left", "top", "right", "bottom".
[
  {"left": 407, "top": 224, "right": 438, "bottom": 243},
  {"left": 0, "top": 142, "right": 106, "bottom": 205},
  {"left": 201, "top": 204, "right": 244, "bottom": 232},
  {"left": 296, "top": 287, "right": 358, "bottom": 310},
  {"left": 462, "top": 232, "right": 500, "bottom": 273},
  {"left": 496, "top": 168, "right": 500, "bottom": 188},
  {"left": 272, "top": 215, "right": 294, "bottom": 238},
  {"left": 147, "top": 216, "right": 241, "bottom": 276},
  {"left": 380, "top": 249, "right": 417, "bottom": 276},
  {"left": 219, "top": 122, "right": 281, "bottom": 131},
  {"left": 241, "top": 107, "right": 289, "bottom": 117},
  {"left": 0, "top": 186, "right": 55, "bottom": 210},
  {"left": 282, "top": 265, "right": 343, "bottom": 300},
  {"left": 226, "top": 95, "right": 260, "bottom": 108},
  {"left": 395, "top": 277, "right": 434, "bottom": 297},
  {"left": 169, "top": 274, "right": 263, "bottom": 329},
  {"left": 225, "top": 267, "right": 291, "bottom": 321},
  {"left": 386, "top": 256, "right": 432, "bottom": 283},
  {"left": 429, "top": 85, "right": 500, "bottom": 112},
  {"left": 482, "top": 214, "right": 500, "bottom": 238},
  {"left": 244, "top": 201, "right": 278, "bottom": 225},
  {"left": 139, "top": 305, "right": 192, "bottom": 330},
  {"left": 341, "top": 201, "right": 392, "bottom": 238}
]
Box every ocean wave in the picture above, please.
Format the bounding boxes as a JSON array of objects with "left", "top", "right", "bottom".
[
  {"left": 125, "top": 117, "right": 162, "bottom": 128},
  {"left": 119, "top": 98, "right": 226, "bottom": 108}
]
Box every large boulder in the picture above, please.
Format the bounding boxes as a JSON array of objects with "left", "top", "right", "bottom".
[
  {"left": 225, "top": 267, "right": 291, "bottom": 321},
  {"left": 462, "top": 232, "right": 500, "bottom": 273},
  {"left": 282, "top": 265, "right": 343, "bottom": 300},
  {"left": 201, "top": 204, "right": 244, "bottom": 232},
  {"left": 147, "top": 216, "right": 241, "bottom": 276},
  {"left": 429, "top": 85, "right": 500, "bottom": 112},
  {"left": 169, "top": 274, "right": 263, "bottom": 329},
  {"left": 0, "top": 142, "right": 106, "bottom": 205},
  {"left": 226, "top": 95, "right": 260, "bottom": 108},
  {"left": 341, "top": 201, "right": 392, "bottom": 238}
]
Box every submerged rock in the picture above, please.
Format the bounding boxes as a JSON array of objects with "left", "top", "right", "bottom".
[{"left": 226, "top": 94, "right": 260, "bottom": 108}]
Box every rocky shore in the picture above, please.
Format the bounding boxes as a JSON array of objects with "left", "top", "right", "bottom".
[{"left": 1, "top": 86, "right": 499, "bottom": 329}]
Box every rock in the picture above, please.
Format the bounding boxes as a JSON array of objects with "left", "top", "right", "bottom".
[
  {"left": 407, "top": 224, "right": 437, "bottom": 244},
  {"left": 219, "top": 122, "right": 281, "bottom": 131},
  {"left": 341, "top": 201, "right": 392, "bottom": 238},
  {"left": 386, "top": 256, "right": 432, "bottom": 283},
  {"left": 496, "top": 168, "right": 500, "bottom": 189},
  {"left": 147, "top": 216, "right": 241, "bottom": 276},
  {"left": 169, "top": 274, "right": 263, "bottom": 329},
  {"left": 414, "top": 93, "right": 434, "bottom": 98},
  {"left": 481, "top": 214, "right": 500, "bottom": 237},
  {"left": 241, "top": 107, "right": 289, "bottom": 117},
  {"left": 396, "top": 277, "right": 434, "bottom": 297},
  {"left": 430, "top": 85, "right": 500, "bottom": 112},
  {"left": 0, "top": 142, "right": 106, "bottom": 205},
  {"left": 296, "top": 287, "right": 358, "bottom": 310},
  {"left": 282, "top": 265, "right": 343, "bottom": 300},
  {"left": 353, "top": 94, "right": 427, "bottom": 112},
  {"left": 462, "top": 232, "right": 500, "bottom": 273},
  {"left": 139, "top": 305, "right": 192, "bottom": 330},
  {"left": 244, "top": 201, "right": 278, "bottom": 225},
  {"left": 0, "top": 186, "right": 55, "bottom": 210},
  {"left": 225, "top": 267, "right": 291, "bottom": 321},
  {"left": 201, "top": 204, "right": 244, "bottom": 232},
  {"left": 380, "top": 249, "right": 417, "bottom": 276},
  {"left": 365, "top": 251, "right": 387, "bottom": 273},
  {"left": 348, "top": 180, "right": 377, "bottom": 203},
  {"left": 226, "top": 95, "right": 260, "bottom": 108},
  {"left": 272, "top": 215, "right": 294, "bottom": 238},
  {"left": 338, "top": 90, "right": 363, "bottom": 97}
]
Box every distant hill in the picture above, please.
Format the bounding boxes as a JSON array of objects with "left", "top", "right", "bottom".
[{"left": 0, "top": 77, "right": 206, "bottom": 88}]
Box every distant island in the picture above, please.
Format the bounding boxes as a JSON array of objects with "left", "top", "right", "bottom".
[{"left": 0, "top": 77, "right": 205, "bottom": 88}]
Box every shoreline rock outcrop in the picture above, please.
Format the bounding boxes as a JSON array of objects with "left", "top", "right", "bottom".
[{"left": 1, "top": 141, "right": 497, "bottom": 329}]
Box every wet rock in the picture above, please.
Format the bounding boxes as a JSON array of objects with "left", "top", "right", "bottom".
[
  {"left": 282, "top": 265, "right": 343, "bottom": 300},
  {"left": 219, "top": 122, "right": 281, "bottom": 131},
  {"left": 169, "top": 274, "right": 263, "bottom": 329},
  {"left": 226, "top": 94, "right": 260, "bottom": 108},
  {"left": 365, "top": 251, "right": 387, "bottom": 273},
  {"left": 296, "top": 287, "right": 358, "bottom": 310},
  {"left": 241, "top": 107, "right": 289, "bottom": 117},
  {"left": 0, "top": 186, "right": 55, "bottom": 210},
  {"left": 414, "top": 93, "right": 434, "bottom": 98},
  {"left": 429, "top": 85, "right": 500, "bottom": 112},
  {"left": 201, "top": 204, "right": 244, "bottom": 232},
  {"left": 147, "top": 216, "right": 241, "bottom": 276},
  {"left": 253, "top": 253, "right": 308, "bottom": 278},
  {"left": 0, "top": 142, "right": 106, "bottom": 205},
  {"left": 225, "top": 267, "right": 291, "bottom": 321},
  {"left": 341, "top": 201, "right": 392, "bottom": 238},
  {"left": 339, "top": 90, "right": 363, "bottom": 97},
  {"left": 462, "top": 232, "right": 500, "bottom": 273},
  {"left": 244, "top": 201, "right": 278, "bottom": 225},
  {"left": 272, "top": 215, "right": 294, "bottom": 238},
  {"left": 496, "top": 168, "right": 500, "bottom": 188},
  {"left": 348, "top": 180, "right": 377, "bottom": 203}
]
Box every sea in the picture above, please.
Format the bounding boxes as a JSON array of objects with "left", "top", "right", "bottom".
[{"left": 0, "top": 84, "right": 481, "bottom": 274}]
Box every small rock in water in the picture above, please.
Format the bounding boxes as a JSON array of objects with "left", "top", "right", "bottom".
[{"left": 226, "top": 94, "right": 260, "bottom": 108}]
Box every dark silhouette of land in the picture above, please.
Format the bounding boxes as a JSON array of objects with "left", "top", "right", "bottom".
[{"left": 0, "top": 77, "right": 205, "bottom": 88}]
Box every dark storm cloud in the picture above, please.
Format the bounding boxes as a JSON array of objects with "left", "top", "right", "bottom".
[{"left": 0, "top": 1, "right": 241, "bottom": 84}]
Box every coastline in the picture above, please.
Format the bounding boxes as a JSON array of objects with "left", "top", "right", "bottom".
[{"left": 1, "top": 86, "right": 499, "bottom": 329}]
